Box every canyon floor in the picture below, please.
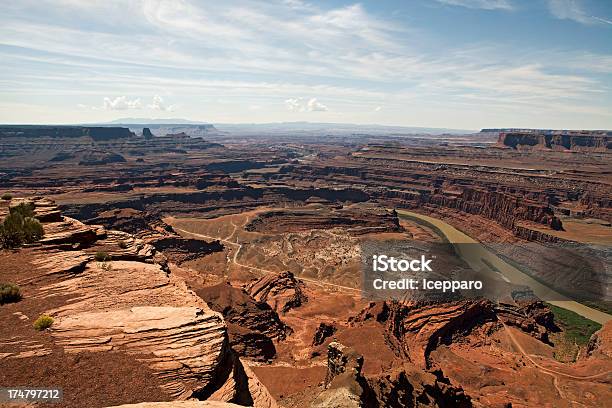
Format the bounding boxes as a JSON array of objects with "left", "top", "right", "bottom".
[{"left": 0, "top": 126, "right": 610, "bottom": 407}]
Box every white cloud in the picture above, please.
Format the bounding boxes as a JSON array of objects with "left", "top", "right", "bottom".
[
  {"left": 147, "top": 94, "right": 176, "bottom": 111},
  {"left": 285, "top": 97, "right": 328, "bottom": 112},
  {"left": 285, "top": 97, "right": 303, "bottom": 112},
  {"left": 307, "top": 97, "right": 328, "bottom": 111},
  {"left": 103, "top": 96, "right": 141, "bottom": 110},
  {"left": 434, "top": 0, "right": 514, "bottom": 10},
  {"left": 1, "top": 0, "right": 611, "bottom": 128}
]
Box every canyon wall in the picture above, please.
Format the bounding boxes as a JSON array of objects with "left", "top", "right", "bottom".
[{"left": 493, "top": 129, "right": 612, "bottom": 151}]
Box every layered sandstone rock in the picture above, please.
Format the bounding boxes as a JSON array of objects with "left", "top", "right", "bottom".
[
  {"left": 313, "top": 341, "right": 472, "bottom": 408},
  {"left": 245, "top": 271, "right": 307, "bottom": 314},
  {"left": 495, "top": 300, "right": 557, "bottom": 343},
  {"left": 351, "top": 300, "right": 497, "bottom": 369},
  {"left": 38, "top": 216, "right": 98, "bottom": 248},
  {"left": 367, "top": 365, "right": 472, "bottom": 408},
  {"left": 0, "top": 125, "right": 134, "bottom": 141},
  {"left": 40, "top": 258, "right": 228, "bottom": 399},
  {"left": 496, "top": 130, "right": 611, "bottom": 151},
  {"left": 6, "top": 198, "right": 277, "bottom": 407},
  {"left": 106, "top": 402, "right": 243, "bottom": 408},
  {"left": 196, "top": 283, "right": 291, "bottom": 360},
  {"left": 245, "top": 206, "right": 402, "bottom": 236},
  {"left": 312, "top": 341, "right": 367, "bottom": 408},
  {"left": 427, "top": 187, "right": 564, "bottom": 232}
]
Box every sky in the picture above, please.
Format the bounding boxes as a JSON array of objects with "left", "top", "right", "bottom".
[{"left": 0, "top": 0, "right": 611, "bottom": 130}]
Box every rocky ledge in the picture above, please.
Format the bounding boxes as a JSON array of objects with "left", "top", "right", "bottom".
[{"left": 2, "top": 198, "right": 277, "bottom": 407}]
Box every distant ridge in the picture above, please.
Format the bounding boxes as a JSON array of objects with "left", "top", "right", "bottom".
[
  {"left": 99, "top": 118, "right": 210, "bottom": 125},
  {"left": 91, "top": 119, "right": 473, "bottom": 135},
  {"left": 214, "top": 122, "right": 475, "bottom": 135}
]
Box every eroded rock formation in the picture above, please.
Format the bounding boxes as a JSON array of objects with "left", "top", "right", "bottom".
[
  {"left": 313, "top": 341, "right": 472, "bottom": 408},
  {"left": 245, "top": 271, "right": 307, "bottom": 314},
  {"left": 0, "top": 198, "right": 277, "bottom": 407},
  {"left": 494, "top": 129, "right": 612, "bottom": 151},
  {"left": 196, "top": 283, "right": 291, "bottom": 360},
  {"left": 312, "top": 322, "right": 337, "bottom": 346}
]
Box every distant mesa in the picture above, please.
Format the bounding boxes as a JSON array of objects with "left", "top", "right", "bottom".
[
  {"left": 142, "top": 127, "right": 154, "bottom": 139},
  {"left": 78, "top": 151, "right": 126, "bottom": 166},
  {"left": 50, "top": 149, "right": 127, "bottom": 166},
  {"left": 0, "top": 125, "right": 134, "bottom": 142},
  {"left": 482, "top": 128, "right": 612, "bottom": 152}
]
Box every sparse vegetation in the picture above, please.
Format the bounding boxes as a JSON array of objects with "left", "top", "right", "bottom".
[
  {"left": 1, "top": 193, "right": 12, "bottom": 200},
  {"left": 118, "top": 240, "right": 128, "bottom": 249},
  {"left": 547, "top": 303, "right": 602, "bottom": 346},
  {"left": 0, "top": 202, "right": 44, "bottom": 248},
  {"left": 0, "top": 283, "right": 22, "bottom": 304},
  {"left": 33, "top": 314, "right": 54, "bottom": 331},
  {"left": 94, "top": 251, "right": 111, "bottom": 262},
  {"left": 95, "top": 251, "right": 112, "bottom": 270},
  {"left": 547, "top": 303, "right": 602, "bottom": 361}
]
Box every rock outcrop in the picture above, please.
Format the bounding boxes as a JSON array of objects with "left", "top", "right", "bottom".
[
  {"left": 367, "top": 365, "right": 472, "bottom": 408},
  {"left": 196, "top": 283, "right": 291, "bottom": 361},
  {"left": 313, "top": 341, "right": 472, "bottom": 408},
  {"left": 495, "top": 129, "right": 612, "bottom": 152},
  {"left": 245, "top": 271, "right": 307, "bottom": 314},
  {"left": 495, "top": 299, "right": 557, "bottom": 343},
  {"left": 245, "top": 206, "right": 402, "bottom": 236},
  {"left": 586, "top": 321, "right": 612, "bottom": 359},
  {"left": 2, "top": 198, "right": 277, "bottom": 407},
  {"left": 106, "top": 402, "right": 243, "bottom": 408},
  {"left": 312, "top": 341, "right": 368, "bottom": 408},
  {"left": 351, "top": 300, "right": 497, "bottom": 369},
  {"left": 143, "top": 127, "right": 154, "bottom": 139},
  {"left": 312, "top": 322, "right": 337, "bottom": 346},
  {"left": 426, "top": 187, "right": 564, "bottom": 232}
]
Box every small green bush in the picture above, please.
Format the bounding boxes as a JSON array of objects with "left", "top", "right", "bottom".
[
  {"left": 118, "top": 240, "right": 128, "bottom": 249},
  {"left": 0, "top": 206, "right": 44, "bottom": 249},
  {"left": 1, "top": 193, "right": 12, "bottom": 200},
  {"left": 0, "top": 283, "right": 21, "bottom": 304},
  {"left": 33, "top": 314, "right": 54, "bottom": 331},
  {"left": 94, "top": 251, "right": 111, "bottom": 262}
]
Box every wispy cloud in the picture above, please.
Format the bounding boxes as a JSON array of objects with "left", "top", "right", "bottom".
[
  {"left": 0, "top": 0, "right": 610, "bottom": 128},
  {"left": 591, "top": 16, "right": 612, "bottom": 25},
  {"left": 434, "top": 0, "right": 514, "bottom": 10},
  {"left": 546, "top": 0, "right": 610, "bottom": 25}
]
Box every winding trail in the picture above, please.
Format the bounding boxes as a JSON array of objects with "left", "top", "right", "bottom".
[
  {"left": 396, "top": 210, "right": 611, "bottom": 325},
  {"left": 501, "top": 322, "right": 611, "bottom": 381},
  {"left": 171, "top": 225, "right": 361, "bottom": 294}
]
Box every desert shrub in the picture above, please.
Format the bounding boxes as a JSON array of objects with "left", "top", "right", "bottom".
[
  {"left": 33, "top": 314, "right": 54, "bottom": 331},
  {"left": 0, "top": 283, "right": 21, "bottom": 304},
  {"left": 118, "top": 240, "right": 128, "bottom": 249},
  {"left": 1, "top": 193, "right": 12, "bottom": 200},
  {"left": 0, "top": 208, "right": 44, "bottom": 249},
  {"left": 94, "top": 251, "right": 111, "bottom": 262},
  {"left": 9, "top": 202, "right": 35, "bottom": 218}
]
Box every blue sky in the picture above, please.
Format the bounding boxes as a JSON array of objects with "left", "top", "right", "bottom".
[{"left": 0, "top": 0, "right": 611, "bottom": 129}]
